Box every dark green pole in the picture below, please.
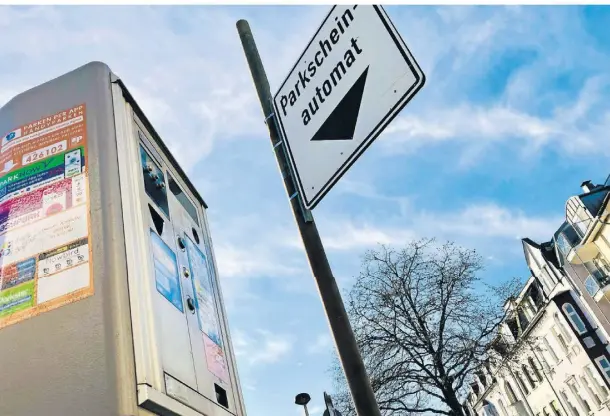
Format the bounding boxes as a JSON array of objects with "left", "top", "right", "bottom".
[{"left": 236, "top": 19, "right": 382, "bottom": 416}]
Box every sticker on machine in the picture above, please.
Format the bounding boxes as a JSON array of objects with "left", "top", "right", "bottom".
[
  {"left": 0, "top": 103, "right": 92, "bottom": 330},
  {"left": 0, "top": 204, "right": 88, "bottom": 265},
  {"left": 203, "top": 333, "right": 229, "bottom": 385},
  {"left": 150, "top": 230, "right": 183, "bottom": 313},
  {"left": 0, "top": 258, "right": 36, "bottom": 317},
  {"left": 37, "top": 238, "right": 90, "bottom": 304},
  {"left": 184, "top": 235, "right": 222, "bottom": 346},
  {"left": 0, "top": 146, "right": 85, "bottom": 203},
  {"left": 0, "top": 176, "right": 86, "bottom": 236}
]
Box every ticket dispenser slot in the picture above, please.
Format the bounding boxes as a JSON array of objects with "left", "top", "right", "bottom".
[{"left": 135, "top": 120, "right": 240, "bottom": 415}]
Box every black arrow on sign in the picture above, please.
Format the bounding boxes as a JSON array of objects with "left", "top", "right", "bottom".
[{"left": 311, "top": 66, "right": 369, "bottom": 141}]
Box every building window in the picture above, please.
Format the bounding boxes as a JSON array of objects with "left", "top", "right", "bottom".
[
  {"left": 522, "top": 364, "right": 537, "bottom": 388},
  {"left": 504, "top": 382, "right": 518, "bottom": 404},
  {"left": 585, "top": 363, "right": 609, "bottom": 399},
  {"left": 584, "top": 275, "right": 601, "bottom": 297},
  {"left": 528, "top": 357, "right": 543, "bottom": 382},
  {"left": 584, "top": 257, "right": 610, "bottom": 289},
  {"left": 562, "top": 303, "right": 587, "bottom": 334},
  {"left": 543, "top": 336, "right": 559, "bottom": 363},
  {"left": 580, "top": 374, "right": 602, "bottom": 407},
  {"left": 594, "top": 356, "right": 610, "bottom": 383},
  {"left": 551, "top": 326, "right": 570, "bottom": 355},
  {"left": 516, "top": 371, "right": 530, "bottom": 395},
  {"left": 560, "top": 390, "right": 580, "bottom": 416},
  {"left": 567, "top": 378, "right": 591, "bottom": 414},
  {"left": 523, "top": 297, "right": 537, "bottom": 320},
  {"left": 537, "top": 349, "right": 552, "bottom": 373},
  {"left": 553, "top": 313, "right": 575, "bottom": 344},
  {"left": 497, "top": 399, "right": 508, "bottom": 416},
  {"left": 583, "top": 336, "right": 595, "bottom": 349},
  {"left": 550, "top": 400, "right": 561, "bottom": 416},
  {"left": 555, "top": 224, "right": 582, "bottom": 257}
]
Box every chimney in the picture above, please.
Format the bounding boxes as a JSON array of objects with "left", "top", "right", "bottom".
[{"left": 581, "top": 180, "right": 595, "bottom": 193}]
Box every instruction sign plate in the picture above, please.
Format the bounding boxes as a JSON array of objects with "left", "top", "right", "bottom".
[
  {"left": 273, "top": 5, "right": 425, "bottom": 209},
  {"left": 0, "top": 104, "right": 92, "bottom": 329}
]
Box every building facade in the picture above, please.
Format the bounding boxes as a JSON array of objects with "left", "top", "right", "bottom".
[
  {"left": 462, "top": 206, "right": 610, "bottom": 416},
  {"left": 553, "top": 178, "right": 610, "bottom": 337}
]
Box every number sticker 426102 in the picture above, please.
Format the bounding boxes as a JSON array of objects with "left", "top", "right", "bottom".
[{"left": 22, "top": 140, "right": 67, "bottom": 166}]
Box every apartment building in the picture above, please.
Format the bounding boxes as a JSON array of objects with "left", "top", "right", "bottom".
[
  {"left": 462, "top": 233, "right": 610, "bottom": 416},
  {"left": 553, "top": 178, "right": 610, "bottom": 337}
]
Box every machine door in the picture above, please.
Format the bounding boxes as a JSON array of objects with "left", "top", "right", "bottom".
[
  {"left": 138, "top": 138, "right": 199, "bottom": 391},
  {"left": 166, "top": 172, "right": 236, "bottom": 413}
]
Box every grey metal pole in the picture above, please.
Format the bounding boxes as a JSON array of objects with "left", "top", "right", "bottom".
[{"left": 236, "top": 19, "right": 382, "bottom": 416}]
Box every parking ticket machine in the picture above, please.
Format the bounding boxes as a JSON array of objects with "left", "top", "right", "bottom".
[{"left": 0, "top": 62, "right": 246, "bottom": 416}]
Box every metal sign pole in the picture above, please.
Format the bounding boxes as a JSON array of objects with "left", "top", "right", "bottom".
[{"left": 236, "top": 19, "right": 382, "bottom": 416}]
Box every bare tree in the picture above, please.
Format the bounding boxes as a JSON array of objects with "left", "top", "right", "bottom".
[{"left": 330, "top": 239, "right": 521, "bottom": 416}]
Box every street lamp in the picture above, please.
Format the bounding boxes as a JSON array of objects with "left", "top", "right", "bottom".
[{"left": 295, "top": 393, "right": 312, "bottom": 416}]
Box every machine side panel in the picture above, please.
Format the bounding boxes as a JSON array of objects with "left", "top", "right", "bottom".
[{"left": 0, "top": 62, "right": 137, "bottom": 415}]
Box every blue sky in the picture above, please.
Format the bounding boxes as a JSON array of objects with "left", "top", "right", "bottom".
[{"left": 2, "top": 4, "right": 610, "bottom": 416}]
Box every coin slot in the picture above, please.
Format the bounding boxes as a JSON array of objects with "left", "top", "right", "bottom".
[
  {"left": 192, "top": 228, "right": 200, "bottom": 245},
  {"left": 186, "top": 297, "right": 196, "bottom": 313}
]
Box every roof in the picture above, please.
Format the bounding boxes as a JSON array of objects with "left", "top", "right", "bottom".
[
  {"left": 521, "top": 237, "right": 561, "bottom": 276},
  {"left": 577, "top": 186, "right": 610, "bottom": 218}
]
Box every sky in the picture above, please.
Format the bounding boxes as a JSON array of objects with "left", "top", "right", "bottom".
[{"left": 1, "top": 4, "right": 610, "bottom": 416}]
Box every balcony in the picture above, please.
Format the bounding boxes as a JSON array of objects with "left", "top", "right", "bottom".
[
  {"left": 555, "top": 217, "right": 602, "bottom": 266},
  {"left": 583, "top": 262, "right": 610, "bottom": 301}
]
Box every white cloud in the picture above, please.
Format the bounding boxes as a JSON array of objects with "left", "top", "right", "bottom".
[
  {"left": 0, "top": 6, "right": 323, "bottom": 172},
  {"left": 383, "top": 104, "right": 553, "bottom": 145},
  {"left": 233, "top": 329, "right": 294, "bottom": 367},
  {"left": 307, "top": 333, "right": 333, "bottom": 355},
  {"left": 419, "top": 203, "right": 563, "bottom": 242},
  {"left": 312, "top": 202, "right": 561, "bottom": 256},
  {"left": 215, "top": 243, "right": 301, "bottom": 280},
  {"left": 379, "top": 73, "right": 610, "bottom": 162},
  {"left": 320, "top": 221, "right": 417, "bottom": 251},
  {"left": 370, "top": 6, "right": 610, "bottom": 162}
]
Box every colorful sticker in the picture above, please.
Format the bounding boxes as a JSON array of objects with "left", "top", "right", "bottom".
[
  {"left": 0, "top": 176, "right": 82, "bottom": 236},
  {"left": 0, "top": 104, "right": 92, "bottom": 330},
  {"left": 0, "top": 258, "right": 36, "bottom": 291},
  {"left": 38, "top": 238, "right": 88, "bottom": 278},
  {"left": 203, "top": 333, "right": 229, "bottom": 384},
  {"left": 184, "top": 235, "right": 222, "bottom": 346},
  {"left": 0, "top": 280, "right": 35, "bottom": 317},
  {"left": 150, "top": 230, "right": 183, "bottom": 312}
]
